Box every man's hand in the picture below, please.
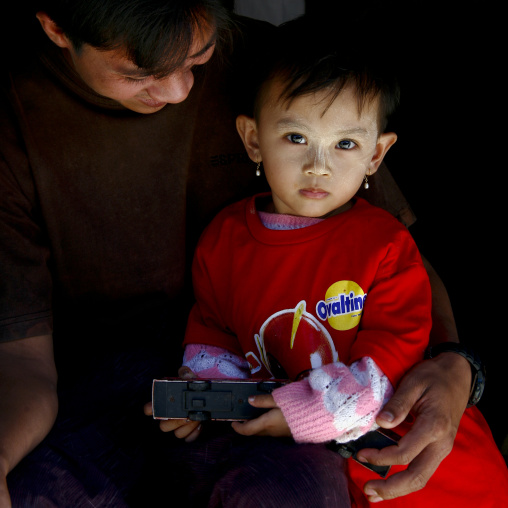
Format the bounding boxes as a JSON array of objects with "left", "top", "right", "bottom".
[
  {"left": 0, "top": 462, "right": 12, "bottom": 508},
  {"left": 357, "top": 353, "right": 471, "bottom": 502},
  {"left": 231, "top": 394, "right": 291, "bottom": 438}
]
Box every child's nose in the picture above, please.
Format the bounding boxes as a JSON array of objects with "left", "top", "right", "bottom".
[{"left": 304, "top": 147, "right": 331, "bottom": 176}]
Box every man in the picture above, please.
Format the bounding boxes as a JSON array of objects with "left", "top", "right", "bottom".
[{"left": 0, "top": 1, "right": 482, "bottom": 506}]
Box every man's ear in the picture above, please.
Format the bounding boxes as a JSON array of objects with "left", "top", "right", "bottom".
[
  {"left": 236, "top": 115, "right": 261, "bottom": 163},
  {"left": 36, "top": 12, "right": 72, "bottom": 49},
  {"left": 367, "top": 132, "right": 397, "bottom": 175}
]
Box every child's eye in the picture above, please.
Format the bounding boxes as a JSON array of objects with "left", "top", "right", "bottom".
[
  {"left": 337, "top": 139, "right": 357, "bottom": 150},
  {"left": 287, "top": 134, "right": 306, "bottom": 144}
]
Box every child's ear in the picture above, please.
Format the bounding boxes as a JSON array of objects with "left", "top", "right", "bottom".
[
  {"left": 367, "top": 132, "right": 397, "bottom": 175},
  {"left": 36, "top": 12, "right": 73, "bottom": 49},
  {"left": 236, "top": 115, "right": 261, "bottom": 163}
]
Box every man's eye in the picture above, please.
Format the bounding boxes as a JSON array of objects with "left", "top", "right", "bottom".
[
  {"left": 287, "top": 134, "right": 306, "bottom": 144},
  {"left": 124, "top": 76, "right": 150, "bottom": 84},
  {"left": 337, "top": 140, "right": 356, "bottom": 150}
]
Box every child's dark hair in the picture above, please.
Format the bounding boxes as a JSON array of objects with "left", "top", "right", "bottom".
[
  {"left": 253, "top": 16, "right": 400, "bottom": 133},
  {"left": 36, "top": 0, "right": 231, "bottom": 77}
]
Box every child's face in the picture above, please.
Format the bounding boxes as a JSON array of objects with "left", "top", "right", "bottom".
[{"left": 241, "top": 81, "right": 396, "bottom": 218}]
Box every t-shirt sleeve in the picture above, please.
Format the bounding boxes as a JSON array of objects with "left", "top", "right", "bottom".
[
  {"left": 0, "top": 88, "right": 53, "bottom": 342},
  {"left": 182, "top": 226, "right": 244, "bottom": 358},
  {"left": 348, "top": 228, "right": 431, "bottom": 387}
]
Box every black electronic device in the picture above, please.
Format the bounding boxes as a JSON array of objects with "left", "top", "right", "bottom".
[
  {"left": 152, "top": 378, "right": 286, "bottom": 421},
  {"left": 327, "top": 428, "right": 400, "bottom": 478}
]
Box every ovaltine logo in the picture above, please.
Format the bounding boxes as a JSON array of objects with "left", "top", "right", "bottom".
[{"left": 316, "top": 281, "right": 366, "bottom": 331}]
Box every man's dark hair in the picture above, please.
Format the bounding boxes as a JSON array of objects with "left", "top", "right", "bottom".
[
  {"left": 253, "top": 15, "right": 400, "bottom": 132},
  {"left": 37, "top": 0, "right": 231, "bottom": 77}
]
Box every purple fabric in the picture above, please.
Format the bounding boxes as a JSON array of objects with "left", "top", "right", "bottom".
[
  {"left": 159, "top": 423, "right": 352, "bottom": 507},
  {"left": 9, "top": 424, "right": 352, "bottom": 508},
  {"left": 8, "top": 346, "right": 351, "bottom": 508},
  {"left": 7, "top": 347, "right": 169, "bottom": 507}
]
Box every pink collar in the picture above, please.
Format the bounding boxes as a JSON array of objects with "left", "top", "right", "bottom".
[{"left": 258, "top": 210, "right": 324, "bottom": 230}]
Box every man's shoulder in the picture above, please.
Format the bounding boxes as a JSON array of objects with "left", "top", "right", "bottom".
[
  {"left": 211, "top": 195, "right": 251, "bottom": 224},
  {"left": 351, "top": 197, "right": 412, "bottom": 238},
  {"left": 198, "top": 196, "right": 251, "bottom": 242},
  {"left": 356, "top": 162, "right": 416, "bottom": 228}
]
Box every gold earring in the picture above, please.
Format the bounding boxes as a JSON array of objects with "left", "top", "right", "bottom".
[
  {"left": 363, "top": 172, "right": 370, "bottom": 189},
  {"left": 256, "top": 161, "right": 261, "bottom": 177}
]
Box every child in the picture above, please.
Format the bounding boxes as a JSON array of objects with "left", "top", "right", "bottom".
[{"left": 167, "top": 17, "right": 508, "bottom": 507}]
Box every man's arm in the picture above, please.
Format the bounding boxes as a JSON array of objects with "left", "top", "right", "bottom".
[
  {"left": 0, "top": 334, "right": 58, "bottom": 508},
  {"left": 422, "top": 256, "right": 460, "bottom": 345},
  {"left": 358, "top": 256, "right": 472, "bottom": 502}
]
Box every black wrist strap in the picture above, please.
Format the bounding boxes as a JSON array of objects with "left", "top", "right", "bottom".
[{"left": 424, "top": 342, "right": 486, "bottom": 407}]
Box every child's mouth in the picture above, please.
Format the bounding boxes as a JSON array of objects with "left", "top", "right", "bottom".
[{"left": 299, "top": 188, "right": 329, "bottom": 199}]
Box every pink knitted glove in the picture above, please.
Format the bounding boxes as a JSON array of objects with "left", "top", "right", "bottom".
[{"left": 272, "top": 357, "right": 393, "bottom": 443}]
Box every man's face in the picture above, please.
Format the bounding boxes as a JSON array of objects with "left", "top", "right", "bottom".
[{"left": 64, "top": 26, "right": 216, "bottom": 113}]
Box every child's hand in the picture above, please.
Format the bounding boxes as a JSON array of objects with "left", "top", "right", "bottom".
[
  {"left": 231, "top": 394, "right": 292, "bottom": 438},
  {"left": 177, "top": 365, "right": 195, "bottom": 379},
  {"left": 143, "top": 399, "right": 203, "bottom": 442},
  {"left": 159, "top": 417, "right": 202, "bottom": 442},
  {"left": 143, "top": 365, "right": 202, "bottom": 442}
]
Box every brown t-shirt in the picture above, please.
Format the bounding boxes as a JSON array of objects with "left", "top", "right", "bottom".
[{"left": 0, "top": 21, "right": 415, "bottom": 357}]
